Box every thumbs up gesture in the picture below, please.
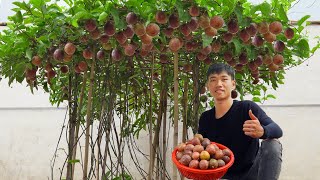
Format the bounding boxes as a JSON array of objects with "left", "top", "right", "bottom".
[{"left": 243, "top": 110, "right": 264, "bottom": 138}]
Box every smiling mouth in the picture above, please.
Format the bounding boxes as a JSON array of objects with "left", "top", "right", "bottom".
[{"left": 215, "top": 90, "right": 224, "bottom": 93}]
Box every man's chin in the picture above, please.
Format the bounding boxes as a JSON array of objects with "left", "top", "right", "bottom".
[{"left": 214, "top": 96, "right": 230, "bottom": 102}]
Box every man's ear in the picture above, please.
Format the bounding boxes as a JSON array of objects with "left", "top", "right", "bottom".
[{"left": 232, "top": 80, "right": 236, "bottom": 89}]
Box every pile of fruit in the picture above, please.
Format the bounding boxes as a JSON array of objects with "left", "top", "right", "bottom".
[{"left": 176, "top": 134, "right": 232, "bottom": 170}]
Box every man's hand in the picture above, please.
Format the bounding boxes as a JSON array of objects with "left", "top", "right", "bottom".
[{"left": 243, "top": 109, "right": 264, "bottom": 138}]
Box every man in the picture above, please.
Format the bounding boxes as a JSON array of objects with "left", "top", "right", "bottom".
[{"left": 198, "top": 63, "right": 283, "bottom": 180}]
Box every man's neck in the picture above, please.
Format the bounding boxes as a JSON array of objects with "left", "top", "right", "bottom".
[{"left": 214, "top": 98, "right": 234, "bottom": 119}]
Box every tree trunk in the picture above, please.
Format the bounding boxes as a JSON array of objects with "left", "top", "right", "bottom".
[
  {"left": 192, "top": 60, "right": 200, "bottom": 134},
  {"left": 182, "top": 78, "right": 189, "bottom": 143},
  {"left": 173, "top": 52, "right": 179, "bottom": 180},
  {"left": 83, "top": 49, "right": 96, "bottom": 180},
  {"left": 71, "top": 72, "right": 87, "bottom": 179}
]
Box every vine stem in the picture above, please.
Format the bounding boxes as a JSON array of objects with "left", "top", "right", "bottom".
[{"left": 83, "top": 47, "right": 96, "bottom": 180}]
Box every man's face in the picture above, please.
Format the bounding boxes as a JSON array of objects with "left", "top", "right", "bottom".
[{"left": 206, "top": 71, "right": 235, "bottom": 101}]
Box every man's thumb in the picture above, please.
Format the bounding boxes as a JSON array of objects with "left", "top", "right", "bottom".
[{"left": 249, "top": 109, "right": 258, "bottom": 120}]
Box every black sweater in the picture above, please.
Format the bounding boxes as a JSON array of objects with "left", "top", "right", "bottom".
[{"left": 198, "top": 100, "right": 283, "bottom": 176}]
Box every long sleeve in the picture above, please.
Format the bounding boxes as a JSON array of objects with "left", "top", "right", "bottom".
[{"left": 249, "top": 101, "right": 283, "bottom": 139}]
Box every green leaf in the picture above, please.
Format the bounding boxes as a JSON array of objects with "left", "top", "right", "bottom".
[
  {"left": 296, "top": 39, "right": 310, "bottom": 58},
  {"left": 98, "top": 12, "right": 108, "bottom": 23},
  {"left": 259, "top": 2, "right": 271, "bottom": 16},
  {"left": 252, "top": 90, "right": 261, "bottom": 96},
  {"left": 278, "top": 5, "right": 289, "bottom": 22},
  {"left": 68, "top": 159, "right": 80, "bottom": 164},
  {"left": 110, "top": 8, "right": 126, "bottom": 30},
  {"left": 266, "top": 94, "right": 276, "bottom": 99},
  {"left": 175, "top": 0, "right": 190, "bottom": 22},
  {"left": 252, "top": 96, "right": 261, "bottom": 103},
  {"left": 30, "top": 0, "right": 44, "bottom": 10},
  {"left": 26, "top": 48, "right": 32, "bottom": 60},
  {"left": 297, "top": 15, "right": 310, "bottom": 27},
  {"left": 202, "top": 34, "right": 213, "bottom": 47},
  {"left": 71, "top": 11, "right": 89, "bottom": 27},
  {"left": 12, "top": 1, "right": 29, "bottom": 11},
  {"left": 311, "top": 43, "right": 320, "bottom": 54},
  {"left": 16, "top": 11, "right": 23, "bottom": 23},
  {"left": 232, "top": 39, "right": 241, "bottom": 56}
]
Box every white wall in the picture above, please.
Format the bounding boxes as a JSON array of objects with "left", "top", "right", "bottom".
[{"left": 1, "top": 0, "right": 320, "bottom": 180}]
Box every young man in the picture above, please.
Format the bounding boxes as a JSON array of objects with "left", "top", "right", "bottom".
[{"left": 198, "top": 63, "right": 283, "bottom": 180}]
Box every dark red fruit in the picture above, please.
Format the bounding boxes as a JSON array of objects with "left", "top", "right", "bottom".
[
  {"left": 274, "top": 40, "right": 285, "bottom": 52},
  {"left": 180, "top": 24, "right": 191, "bottom": 36},
  {"left": 227, "top": 19, "right": 239, "bottom": 34},
  {"left": 223, "top": 33, "right": 233, "bottom": 42},
  {"left": 32, "top": 56, "right": 42, "bottom": 66},
  {"left": 196, "top": 52, "right": 207, "bottom": 61},
  {"left": 246, "top": 23, "right": 257, "bottom": 36},
  {"left": 146, "top": 23, "right": 160, "bottom": 37},
  {"left": 273, "top": 54, "right": 284, "bottom": 65},
  {"left": 74, "top": 65, "right": 81, "bottom": 74},
  {"left": 53, "top": 49, "right": 64, "bottom": 61},
  {"left": 263, "top": 32, "right": 276, "bottom": 43},
  {"left": 257, "top": 22, "right": 269, "bottom": 34},
  {"left": 169, "top": 38, "right": 181, "bottom": 52},
  {"left": 269, "top": 21, "right": 282, "bottom": 35},
  {"left": 201, "top": 45, "right": 212, "bottom": 55},
  {"left": 252, "top": 36, "right": 264, "bottom": 47},
  {"left": 263, "top": 54, "right": 273, "bottom": 65},
  {"left": 284, "top": 28, "right": 294, "bottom": 39},
  {"left": 163, "top": 27, "right": 174, "bottom": 37},
  {"left": 126, "top": 12, "right": 138, "bottom": 25},
  {"left": 212, "top": 41, "right": 221, "bottom": 53},
  {"left": 96, "top": 50, "right": 105, "bottom": 60},
  {"left": 124, "top": 44, "right": 136, "bottom": 56},
  {"left": 140, "top": 34, "right": 153, "bottom": 44},
  {"left": 210, "top": 16, "right": 224, "bottom": 29},
  {"left": 268, "top": 63, "right": 279, "bottom": 72},
  {"left": 115, "top": 31, "right": 127, "bottom": 44},
  {"left": 223, "top": 51, "right": 233, "bottom": 61},
  {"left": 141, "top": 43, "right": 153, "bottom": 52},
  {"left": 123, "top": 25, "right": 134, "bottom": 38},
  {"left": 155, "top": 11, "right": 168, "bottom": 24},
  {"left": 183, "top": 64, "right": 193, "bottom": 72},
  {"left": 104, "top": 21, "right": 116, "bottom": 36},
  {"left": 254, "top": 55, "right": 263, "bottom": 67},
  {"left": 134, "top": 23, "right": 146, "bottom": 36},
  {"left": 84, "top": 19, "right": 97, "bottom": 32},
  {"left": 160, "top": 54, "right": 169, "bottom": 64},
  {"left": 90, "top": 28, "right": 101, "bottom": 40},
  {"left": 60, "top": 65, "right": 69, "bottom": 73},
  {"left": 204, "top": 57, "right": 212, "bottom": 65},
  {"left": 248, "top": 61, "right": 258, "bottom": 71},
  {"left": 187, "top": 17, "right": 199, "bottom": 32},
  {"left": 205, "top": 27, "right": 217, "bottom": 37},
  {"left": 99, "top": 34, "right": 110, "bottom": 43},
  {"left": 239, "top": 29, "right": 250, "bottom": 42},
  {"left": 64, "top": 42, "right": 76, "bottom": 56},
  {"left": 78, "top": 61, "right": 88, "bottom": 71},
  {"left": 47, "top": 70, "right": 56, "bottom": 78},
  {"left": 189, "top": 5, "right": 200, "bottom": 17},
  {"left": 169, "top": 14, "right": 180, "bottom": 29},
  {"left": 112, "top": 48, "right": 122, "bottom": 61},
  {"left": 83, "top": 48, "right": 93, "bottom": 59},
  {"left": 199, "top": 15, "right": 210, "bottom": 29},
  {"left": 239, "top": 52, "right": 248, "bottom": 65}
]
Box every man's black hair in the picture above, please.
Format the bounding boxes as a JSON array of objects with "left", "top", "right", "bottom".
[{"left": 207, "top": 63, "right": 235, "bottom": 80}]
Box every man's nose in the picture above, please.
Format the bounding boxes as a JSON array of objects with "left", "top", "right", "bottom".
[{"left": 216, "top": 80, "right": 222, "bottom": 86}]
